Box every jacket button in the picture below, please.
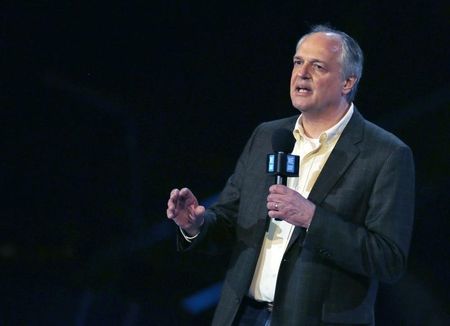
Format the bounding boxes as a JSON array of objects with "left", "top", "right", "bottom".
[{"left": 319, "top": 248, "right": 330, "bottom": 256}]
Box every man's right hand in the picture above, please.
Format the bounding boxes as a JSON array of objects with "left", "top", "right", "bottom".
[{"left": 166, "top": 187, "right": 205, "bottom": 236}]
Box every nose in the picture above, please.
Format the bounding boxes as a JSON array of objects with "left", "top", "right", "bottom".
[{"left": 296, "top": 64, "right": 311, "bottom": 79}]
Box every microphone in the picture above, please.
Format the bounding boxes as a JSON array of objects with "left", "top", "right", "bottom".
[
  {"left": 267, "top": 129, "right": 299, "bottom": 186},
  {"left": 267, "top": 129, "right": 299, "bottom": 221}
]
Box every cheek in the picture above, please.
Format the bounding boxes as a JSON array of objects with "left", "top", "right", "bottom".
[
  {"left": 290, "top": 73, "right": 296, "bottom": 86},
  {"left": 316, "top": 78, "right": 339, "bottom": 92}
]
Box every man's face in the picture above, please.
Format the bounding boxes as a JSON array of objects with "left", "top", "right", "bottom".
[{"left": 290, "top": 33, "right": 350, "bottom": 115}]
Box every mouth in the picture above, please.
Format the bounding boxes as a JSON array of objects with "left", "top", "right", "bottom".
[{"left": 294, "top": 86, "right": 312, "bottom": 94}]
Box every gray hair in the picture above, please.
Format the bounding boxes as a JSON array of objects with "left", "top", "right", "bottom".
[{"left": 296, "top": 25, "right": 364, "bottom": 102}]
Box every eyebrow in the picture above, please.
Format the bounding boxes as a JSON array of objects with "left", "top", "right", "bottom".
[{"left": 293, "top": 55, "right": 326, "bottom": 65}]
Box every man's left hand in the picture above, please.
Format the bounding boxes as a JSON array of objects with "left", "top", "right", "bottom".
[{"left": 267, "top": 184, "right": 316, "bottom": 228}]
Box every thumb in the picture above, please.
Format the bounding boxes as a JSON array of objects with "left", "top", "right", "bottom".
[{"left": 193, "top": 205, "right": 206, "bottom": 218}]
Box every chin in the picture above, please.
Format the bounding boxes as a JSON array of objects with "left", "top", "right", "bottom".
[
  {"left": 292, "top": 105, "right": 307, "bottom": 113},
  {"left": 291, "top": 101, "right": 309, "bottom": 112}
]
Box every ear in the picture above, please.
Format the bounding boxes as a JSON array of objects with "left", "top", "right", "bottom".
[{"left": 342, "top": 76, "right": 357, "bottom": 95}]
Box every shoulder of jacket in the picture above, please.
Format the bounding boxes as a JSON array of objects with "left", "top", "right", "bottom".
[{"left": 256, "top": 115, "right": 299, "bottom": 131}]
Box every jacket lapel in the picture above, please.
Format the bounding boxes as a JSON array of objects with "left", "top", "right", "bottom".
[{"left": 252, "top": 117, "right": 300, "bottom": 245}]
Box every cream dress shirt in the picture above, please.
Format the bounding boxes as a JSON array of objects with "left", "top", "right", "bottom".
[{"left": 248, "top": 104, "right": 354, "bottom": 302}]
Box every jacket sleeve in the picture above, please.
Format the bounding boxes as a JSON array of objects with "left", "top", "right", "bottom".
[
  {"left": 177, "top": 124, "right": 263, "bottom": 255},
  {"left": 303, "top": 144, "right": 415, "bottom": 283}
]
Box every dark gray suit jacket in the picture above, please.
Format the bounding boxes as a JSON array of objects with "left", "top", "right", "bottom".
[{"left": 181, "top": 109, "right": 415, "bottom": 326}]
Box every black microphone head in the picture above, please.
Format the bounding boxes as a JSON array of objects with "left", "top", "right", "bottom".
[{"left": 272, "top": 128, "right": 294, "bottom": 153}]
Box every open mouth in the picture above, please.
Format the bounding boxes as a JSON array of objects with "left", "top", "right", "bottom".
[{"left": 295, "top": 86, "right": 312, "bottom": 94}]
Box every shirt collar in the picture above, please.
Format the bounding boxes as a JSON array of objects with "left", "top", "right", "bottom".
[{"left": 293, "top": 103, "right": 354, "bottom": 144}]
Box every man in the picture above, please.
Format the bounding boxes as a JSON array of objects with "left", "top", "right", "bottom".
[{"left": 167, "top": 25, "right": 415, "bottom": 326}]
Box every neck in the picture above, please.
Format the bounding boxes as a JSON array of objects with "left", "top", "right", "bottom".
[{"left": 301, "top": 102, "right": 351, "bottom": 138}]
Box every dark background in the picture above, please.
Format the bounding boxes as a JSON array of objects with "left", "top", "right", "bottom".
[{"left": 2, "top": 1, "right": 449, "bottom": 325}]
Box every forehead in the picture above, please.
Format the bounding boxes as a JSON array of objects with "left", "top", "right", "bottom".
[{"left": 295, "top": 32, "right": 342, "bottom": 61}]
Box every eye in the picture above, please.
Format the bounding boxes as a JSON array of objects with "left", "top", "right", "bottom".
[
  {"left": 293, "top": 59, "right": 303, "bottom": 66},
  {"left": 313, "top": 63, "right": 325, "bottom": 71},
  {"left": 314, "top": 63, "right": 324, "bottom": 70}
]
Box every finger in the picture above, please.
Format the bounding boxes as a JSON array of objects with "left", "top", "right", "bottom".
[
  {"left": 268, "top": 209, "right": 283, "bottom": 220},
  {"left": 170, "top": 188, "right": 180, "bottom": 198},
  {"left": 168, "top": 189, "right": 180, "bottom": 206},
  {"left": 269, "top": 184, "right": 280, "bottom": 193},
  {"left": 167, "top": 189, "right": 179, "bottom": 218},
  {"left": 275, "top": 202, "right": 281, "bottom": 211},
  {"left": 167, "top": 198, "right": 174, "bottom": 210},
  {"left": 167, "top": 203, "right": 178, "bottom": 219},
  {"left": 266, "top": 201, "right": 279, "bottom": 211},
  {"left": 167, "top": 193, "right": 178, "bottom": 208},
  {"left": 269, "top": 184, "right": 287, "bottom": 194},
  {"left": 179, "top": 187, "right": 199, "bottom": 207},
  {"left": 178, "top": 188, "right": 191, "bottom": 204},
  {"left": 267, "top": 193, "right": 284, "bottom": 206},
  {"left": 179, "top": 187, "right": 192, "bottom": 198}
]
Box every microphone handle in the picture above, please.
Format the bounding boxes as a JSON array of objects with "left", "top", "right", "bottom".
[
  {"left": 274, "top": 174, "right": 286, "bottom": 220},
  {"left": 275, "top": 175, "right": 287, "bottom": 186}
]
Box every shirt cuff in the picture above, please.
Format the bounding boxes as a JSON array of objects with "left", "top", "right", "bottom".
[{"left": 179, "top": 227, "right": 200, "bottom": 243}]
